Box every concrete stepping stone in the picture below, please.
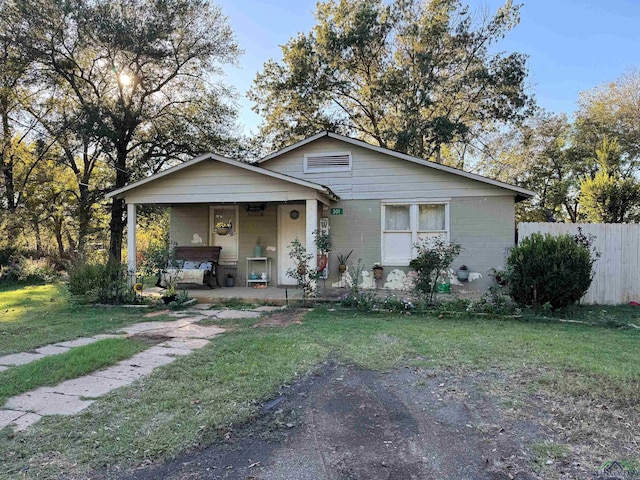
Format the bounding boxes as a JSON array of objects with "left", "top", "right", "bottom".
[
  {"left": 196, "top": 309, "right": 222, "bottom": 317},
  {"left": 0, "top": 352, "right": 44, "bottom": 366},
  {"left": 91, "top": 363, "right": 157, "bottom": 382},
  {"left": 5, "top": 389, "right": 95, "bottom": 415},
  {"left": 0, "top": 410, "right": 25, "bottom": 429},
  {"left": 13, "top": 412, "right": 41, "bottom": 432},
  {"left": 144, "top": 345, "right": 194, "bottom": 357},
  {"left": 34, "top": 345, "right": 71, "bottom": 356},
  {"left": 167, "top": 324, "right": 225, "bottom": 339},
  {"left": 192, "top": 303, "right": 213, "bottom": 310},
  {"left": 215, "top": 310, "right": 262, "bottom": 319},
  {"left": 164, "top": 339, "right": 209, "bottom": 350},
  {"left": 57, "top": 337, "right": 100, "bottom": 348},
  {"left": 47, "top": 376, "right": 131, "bottom": 398},
  {"left": 92, "top": 334, "right": 124, "bottom": 340}
]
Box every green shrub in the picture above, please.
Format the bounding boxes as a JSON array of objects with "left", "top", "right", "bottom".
[
  {"left": 409, "top": 238, "right": 462, "bottom": 304},
  {"left": 507, "top": 233, "right": 595, "bottom": 309},
  {"left": 68, "top": 261, "right": 136, "bottom": 304},
  {"left": 0, "top": 254, "right": 57, "bottom": 283}
]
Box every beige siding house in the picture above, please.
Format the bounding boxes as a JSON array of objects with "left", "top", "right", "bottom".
[{"left": 106, "top": 132, "right": 535, "bottom": 290}]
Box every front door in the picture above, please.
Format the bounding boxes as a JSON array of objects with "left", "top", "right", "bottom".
[{"left": 278, "top": 204, "right": 306, "bottom": 285}]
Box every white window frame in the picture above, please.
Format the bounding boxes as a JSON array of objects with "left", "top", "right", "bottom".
[
  {"left": 303, "top": 151, "right": 352, "bottom": 173},
  {"left": 210, "top": 205, "right": 239, "bottom": 261},
  {"left": 381, "top": 202, "right": 450, "bottom": 266}
]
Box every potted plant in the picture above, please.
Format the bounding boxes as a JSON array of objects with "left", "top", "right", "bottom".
[
  {"left": 162, "top": 284, "right": 177, "bottom": 304},
  {"left": 372, "top": 262, "right": 384, "bottom": 280},
  {"left": 336, "top": 250, "right": 353, "bottom": 273},
  {"left": 215, "top": 221, "right": 232, "bottom": 235},
  {"left": 225, "top": 272, "right": 235, "bottom": 287},
  {"left": 457, "top": 264, "right": 470, "bottom": 281}
]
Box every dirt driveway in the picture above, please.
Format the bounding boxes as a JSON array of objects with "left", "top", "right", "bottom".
[{"left": 119, "top": 364, "right": 549, "bottom": 480}]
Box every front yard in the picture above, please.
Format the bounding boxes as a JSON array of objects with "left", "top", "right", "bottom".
[{"left": 0, "top": 282, "right": 638, "bottom": 479}]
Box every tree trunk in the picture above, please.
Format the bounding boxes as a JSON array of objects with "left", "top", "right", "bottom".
[
  {"left": 76, "top": 182, "right": 91, "bottom": 257},
  {"left": 108, "top": 148, "right": 129, "bottom": 262}
]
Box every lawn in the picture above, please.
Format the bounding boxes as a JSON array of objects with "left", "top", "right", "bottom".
[
  {"left": 0, "top": 306, "right": 638, "bottom": 479},
  {"left": 0, "top": 337, "right": 153, "bottom": 406},
  {"left": 0, "top": 282, "right": 170, "bottom": 355}
]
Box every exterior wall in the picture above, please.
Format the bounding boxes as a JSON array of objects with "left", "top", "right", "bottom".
[
  {"left": 124, "top": 160, "right": 319, "bottom": 204},
  {"left": 263, "top": 137, "right": 513, "bottom": 200},
  {"left": 236, "top": 203, "right": 278, "bottom": 285},
  {"left": 323, "top": 195, "right": 515, "bottom": 290},
  {"left": 169, "top": 203, "right": 280, "bottom": 286},
  {"left": 170, "top": 205, "right": 209, "bottom": 247},
  {"left": 450, "top": 196, "right": 515, "bottom": 290}
]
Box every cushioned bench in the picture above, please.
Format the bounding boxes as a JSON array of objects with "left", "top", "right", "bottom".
[{"left": 166, "top": 246, "right": 222, "bottom": 288}]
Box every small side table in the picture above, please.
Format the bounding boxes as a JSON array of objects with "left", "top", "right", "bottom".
[{"left": 246, "top": 257, "right": 272, "bottom": 287}]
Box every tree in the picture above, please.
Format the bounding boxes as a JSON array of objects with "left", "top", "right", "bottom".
[
  {"left": 479, "top": 112, "right": 588, "bottom": 222},
  {"left": 250, "top": 0, "right": 532, "bottom": 165},
  {"left": 16, "top": 0, "right": 241, "bottom": 261},
  {"left": 579, "top": 138, "right": 640, "bottom": 223}
]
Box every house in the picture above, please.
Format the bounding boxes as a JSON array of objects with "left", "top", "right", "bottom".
[{"left": 106, "top": 132, "right": 535, "bottom": 290}]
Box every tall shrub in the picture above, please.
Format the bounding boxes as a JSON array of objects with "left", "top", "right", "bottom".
[
  {"left": 507, "top": 233, "right": 595, "bottom": 308},
  {"left": 409, "top": 238, "right": 462, "bottom": 304},
  {"left": 68, "top": 261, "right": 135, "bottom": 304}
]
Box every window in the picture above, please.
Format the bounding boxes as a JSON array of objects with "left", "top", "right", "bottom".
[
  {"left": 303, "top": 152, "right": 352, "bottom": 173},
  {"left": 381, "top": 203, "right": 449, "bottom": 265},
  {"left": 210, "top": 206, "right": 239, "bottom": 261}
]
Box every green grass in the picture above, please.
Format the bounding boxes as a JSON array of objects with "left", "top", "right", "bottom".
[
  {"left": 0, "top": 338, "right": 151, "bottom": 405},
  {"left": 0, "top": 283, "right": 170, "bottom": 355},
  {"left": 0, "top": 308, "right": 637, "bottom": 479}
]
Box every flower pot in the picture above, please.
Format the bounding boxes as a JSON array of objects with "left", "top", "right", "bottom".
[
  {"left": 373, "top": 267, "right": 384, "bottom": 280},
  {"left": 162, "top": 294, "right": 177, "bottom": 304},
  {"left": 225, "top": 277, "right": 235, "bottom": 287},
  {"left": 457, "top": 269, "right": 470, "bottom": 281},
  {"left": 338, "top": 264, "right": 347, "bottom": 273},
  {"left": 297, "top": 265, "right": 306, "bottom": 275},
  {"left": 216, "top": 227, "right": 229, "bottom": 236}
]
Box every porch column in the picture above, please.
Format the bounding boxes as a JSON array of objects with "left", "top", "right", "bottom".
[
  {"left": 305, "top": 199, "right": 318, "bottom": 273},
  {"left": 127, "top": 203, "right": 137, "bottom": 286}
]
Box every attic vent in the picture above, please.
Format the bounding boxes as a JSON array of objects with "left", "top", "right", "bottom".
[{"left": 304, "top": 152, "right": 352, "bottom": 173}]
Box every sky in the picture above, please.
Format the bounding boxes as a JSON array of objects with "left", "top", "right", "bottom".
[{"left": 216, "top": 0, "right": 640, "bottom": 136}]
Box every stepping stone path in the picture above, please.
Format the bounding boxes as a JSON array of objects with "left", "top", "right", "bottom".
[{"left": 0, "top": 304, "right": 282, "bottom": 432}]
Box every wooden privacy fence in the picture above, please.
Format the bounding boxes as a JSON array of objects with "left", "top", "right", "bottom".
[{"left": 518, "top": 222, "right": 640, "bottom": 305}]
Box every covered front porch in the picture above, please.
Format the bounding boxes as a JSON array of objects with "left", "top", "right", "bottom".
[{"left": 104, "top": 153, "right": 339, "bottom": 288}]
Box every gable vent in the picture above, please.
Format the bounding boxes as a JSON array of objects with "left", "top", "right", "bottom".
[{"left": 304, "top": 152, "right": 352, "bottom": 173}]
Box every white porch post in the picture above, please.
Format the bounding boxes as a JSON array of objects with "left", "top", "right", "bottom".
[
  {"left": 305, "top": 199, "right": 318, "bottom": 275},
  {"left": 127, "top": 203, "right": 137, "bottom": 286}
]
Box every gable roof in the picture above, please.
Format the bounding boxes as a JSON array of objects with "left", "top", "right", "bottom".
[
  {"left": 105, "top": 152, "right": 339, "bottom": 201},
  {"left": 258, "top": 131, "right": 536, "bottom": 201}
]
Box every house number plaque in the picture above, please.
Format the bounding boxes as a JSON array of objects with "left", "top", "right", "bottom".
[{"left": 330, "top": 208, "right": 343, "bottom": 215}]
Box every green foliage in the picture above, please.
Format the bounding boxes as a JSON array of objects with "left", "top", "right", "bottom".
[
  {"left": 336, "top": 250, "right": 353, "bottom": 265},
  {"left": 0, "top": 252, "right": 58, "bottom": 283},
  {"left": 250, "top": 0, "right": 531, "bottom": 163},
  {"left": 579, "top": 137, "right": 640, "bottom": 222},
  {"left": 68, "top": 261, "right": 137, "bottom": 304},
  {"left": 507, "top": 233, "right": 595, "bottom": 308},
  {"left": 313, "top": 228, "right": 333, "bottom": 254},
  {"left": 286, "top": 238, "right": 322, "bottom": 302},
  {"left": 409, "top": 238, "right": 462, "bottom": 304}
]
